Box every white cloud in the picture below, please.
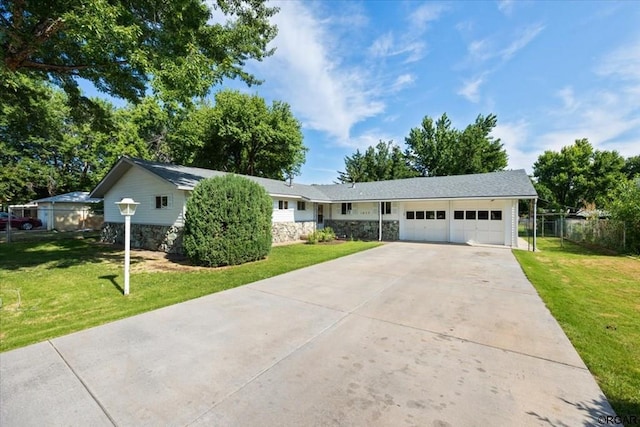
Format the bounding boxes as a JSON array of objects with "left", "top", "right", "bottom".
[
  {"left": 342, "top": 129, "right": 400, "bottom": 150},
  {"left": 597, "top": 40, "right": 640, "bottom": 81},
  {"left": 368, "top": 34, "right": 426, "bottom": 63},
  {"left": 556, "top": 86, "right": 579, "bottom": 112},
  {"left": 390, "top": 74, "right": 416, "bottom": 92},
  {"left": 491, "top": 120, "right": 533, "bottom": 172},
  {"left": 369, "top": 32, "right": 394, "bottom": 57},
  {"left": 255, "top": 1, "right": 385, "bottom": 143},
  {"left": 500, "top": 23, "right": 545, "bottom": 60},
  {"left": 410, "top": 3, "right": 449, "bottom": 31},
  {"left": 457, "top": 75, "right": 485, "bottom": 103},
  {"left": 497, "top": 0, "right": 514, "bottom": 16}
]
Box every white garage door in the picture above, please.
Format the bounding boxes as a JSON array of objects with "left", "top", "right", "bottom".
[
  {"left": 450, "top": 201, "right": 505, "bottom": 245},
  {"left": 401, "top": 202, "right": 449, "bottom": 242}
]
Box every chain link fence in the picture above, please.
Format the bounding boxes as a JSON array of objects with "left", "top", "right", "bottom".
[{"left": 532, "top": 214, "right": 629, "bottom": 253}]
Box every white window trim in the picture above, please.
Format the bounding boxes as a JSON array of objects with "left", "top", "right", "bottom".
[{"left": 155, "top": 195, "right": 171, "bottom": 209}]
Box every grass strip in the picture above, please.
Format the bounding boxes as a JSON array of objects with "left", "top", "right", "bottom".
[{"left": 513, "top": 238, "right": 639, "bottom": 419}]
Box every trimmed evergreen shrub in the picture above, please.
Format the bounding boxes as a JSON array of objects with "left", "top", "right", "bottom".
[{"left": 183, "top": 175, "right": 273, "bottom": 266}]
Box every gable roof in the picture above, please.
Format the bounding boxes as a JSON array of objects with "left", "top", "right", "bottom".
[
  {"left": 32, "top": 191, "right": 102, "bottom": 204},
  {"left": 90, "top": 157, "right": 537, "bottom": 201}
]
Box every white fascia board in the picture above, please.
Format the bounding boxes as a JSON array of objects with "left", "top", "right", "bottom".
[{"left": 326, "top": 196, "right": 535, "bottom": 203}]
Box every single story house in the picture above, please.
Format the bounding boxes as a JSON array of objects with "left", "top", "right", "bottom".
[
  {"left": 32, "top": 192, "right": 103, "bottom": 231},
  {"left": 90, "top": 157, "right": 538, "bottom": 253}
]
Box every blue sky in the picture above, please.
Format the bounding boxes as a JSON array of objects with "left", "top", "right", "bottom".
[
  {"left": 232, "top": 0, "right": 640, "bottom": 184},
  {"left": 85, "top": 1, "right": 640, "bottom": 184}
]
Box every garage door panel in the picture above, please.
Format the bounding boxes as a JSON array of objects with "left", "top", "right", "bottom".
[
  {"left": 450, "top": 201, "right": 506, "bottom": 245},
  {"left": 402, "top": 202, "right": 448, "bottom": 242}
]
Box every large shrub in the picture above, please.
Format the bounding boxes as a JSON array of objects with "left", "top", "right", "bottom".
[{"left": 184, "top": 175, "right": 273, "bottom": 266}]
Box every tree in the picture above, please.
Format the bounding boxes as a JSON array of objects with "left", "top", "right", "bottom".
[
  {"left": 532, "top": 139, "right": 626, "bottom": 211},
  {"left": 1, "top": 0, "right": 278, "bottom": 103},
  {"left": 173, "top": 90, "right": 306, "bottom": 180},
  {"left": 337, "top": 140, "right": 417, "bottom": 183},
  {"left": 0, "top": 71, "right": 150, "bottom": 202},
  {"left": 607, "top": 179, "right": 640, "bottom": 253},
  {"left": 623, "top": 155, "right": 640, "bottom": 180},
  {"left": 404, "top": 113, "right": 507, "bottom": 177},
  {"left": 183, "top": 175, "right": 272, "bottom": 266}
]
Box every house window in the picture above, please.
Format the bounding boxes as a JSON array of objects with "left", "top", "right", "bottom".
[
  {"left": 278, "top": 200, "right": 289, "bottom": 210},
  {"left": 491, "top": 210, "right": 503, "bottom": 220},
  {"left": 297, "top": 201, "right": 306, "bottom": 211},
  {"left": 454, "top": 210, "right": 464, "bottom": 220},
  {"left": 466, "top": 210, "right": 476, "bottom": 220},
  {"left": 437, "top": 211, "right": 446, "bottom": 220},
  {"left": 406, "top": 211, "right": 415, "bottom": 220},
  {"left": 380, "top": 202, "right": 391, "bottom": 215},
  {"left": 341, "top": 202, "right": 352, "bottom": 215},
  {"left": 425, "top": 210, "right": 435, "bottom": 220},
  {"left": 155, "top": 195, "right": 169, "bottom": 209},
  {"left": 478, "top": 210, "right": 489, "bottom": 220},
  {"left": 416, "top": 211, "right": 425, "bottom": 220}
]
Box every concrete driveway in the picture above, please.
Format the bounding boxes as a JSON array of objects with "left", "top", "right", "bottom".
[{"left": 1, "top": 242, "right": 615, "bottom": 426}]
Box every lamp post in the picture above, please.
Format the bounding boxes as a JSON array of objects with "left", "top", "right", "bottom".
[{"left": 115, "top": 198, "right": 139, "bottom": 295}]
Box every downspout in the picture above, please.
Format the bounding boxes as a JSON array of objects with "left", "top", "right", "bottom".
[
  {"left": 378, "top": 201, "right": 382, "bottom": 241},
  {"left": 533, "top": 198, "right": 537, "bottom": 252}
]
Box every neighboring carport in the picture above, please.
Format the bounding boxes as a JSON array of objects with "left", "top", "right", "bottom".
[{"left": 0, "top": 243, "right": 613, "bottom": 426}]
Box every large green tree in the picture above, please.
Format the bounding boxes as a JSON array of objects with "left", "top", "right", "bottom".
[
  {"left": 533, "top": 139, "right": 627, "bottom": 211},
  {"left": 0, "top": 72, "right": 151, "bottom": 203},
  {"left": 623, "top": 155, "right": 640, "bottom": 180},
  {"left": 1, "top": 0, "right": 278, "bottom": 103},
  {"left": 404, "top": 113, "right": 507, "bottom": 177},
  {"left": 607, "top": 179, "right": 640, "bottom": 253},
  {"left": 172, "top": 90, "right": 306, "bottom": 180},
  {"left": 337, "top": 140, "right": 417, "bottom": 183}
]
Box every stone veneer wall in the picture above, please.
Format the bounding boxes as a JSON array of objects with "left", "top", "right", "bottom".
[
  {"left": 101, "top": 222, "right": 184, "bottom": 253},
  {"left": 324, "top": 219, "right": 399, "bottom": 241},
  {"left": 102, "top": 220, "right": 316, "bottom": 253},
  {"left": 272, "top": 221, "right": 316, "bottom": 244}
]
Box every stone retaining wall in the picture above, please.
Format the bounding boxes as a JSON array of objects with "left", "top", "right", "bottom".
[
  {"left": 324, "top": 219, "right": 399, "bottom": 241},
  {"left": 272, "top": 221, "right": 316, "bottom": 244},
  {"left": 101, "top": 222, "right": 184, "bottom": 253},
  {"left": 102, "top": 220, "right": 316, "bottom": 253}
]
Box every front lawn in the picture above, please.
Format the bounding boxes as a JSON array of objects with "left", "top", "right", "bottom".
[
  {"left": 513, "top": 238, "right": 640, "bottom": 419},
  {"left": 0, "top": 237, "right": 380, "bottom": 352}
]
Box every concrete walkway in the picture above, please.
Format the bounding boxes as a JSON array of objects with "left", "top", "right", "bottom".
[{"left": 1, "top": 243, "right": 615, "bottom": 426}]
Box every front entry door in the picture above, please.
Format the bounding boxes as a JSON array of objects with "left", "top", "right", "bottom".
[{"left": 317, "top": 204, "right": 324, "bottom": 229}]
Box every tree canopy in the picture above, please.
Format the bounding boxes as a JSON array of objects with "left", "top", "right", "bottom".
[
  {"left": 404, "top": 113, "right": 507, "bottom": 177},
  {"left": 1, "top": 0, "right": 278, "bottom": 103},
  {"left": 532, "top": 138, "right": 628, "bottom": 211},
  {"left": 337, "top": 140, "right": 417, "bottom": 183},
  {"left": 171, "top": 89, "right": 306, "bottom": 180}
]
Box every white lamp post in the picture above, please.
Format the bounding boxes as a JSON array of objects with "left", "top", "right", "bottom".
[{"left": 115, "top": 198, "right": 139, "bottom": 295}]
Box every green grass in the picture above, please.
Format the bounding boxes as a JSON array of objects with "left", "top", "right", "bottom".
[
  {"left": 513, "top": 238, "right": 640, "bottom": 419},
  {"left": 0, "top": 238, "right": 381, "bottom": 352}
]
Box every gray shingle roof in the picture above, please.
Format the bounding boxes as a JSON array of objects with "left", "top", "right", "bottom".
[
  {"left": 317, "top": 170, "right": 538, "bottom": 201},
  {"left": 32, "top": 191, "right": 102, "bottom": 204},
  {"left": 91, "top": 157, "right": 537, "bottom": 201}
]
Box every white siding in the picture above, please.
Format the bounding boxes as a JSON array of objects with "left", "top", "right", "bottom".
[
  {"left": 272, "top": 198, "right": 295, "bottom": 223},
  {"left": 294, "top": 200, "right": 314, "bottom": 222},
  {"left": 329, "top": 202, "right": 400, "bottom": 221},
  {"left": 104, "top": 167, "right": 186, "bottom": 226}
]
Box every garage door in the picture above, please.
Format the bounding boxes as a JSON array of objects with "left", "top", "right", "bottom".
[
  {"left": 401, "top": 202, "right": 448, "bottom": 241},
  {"left": 450, "top": 201, "right": 505, "bottom": 245}
]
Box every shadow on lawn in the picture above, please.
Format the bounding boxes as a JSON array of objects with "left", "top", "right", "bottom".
[
  {"left": 0, "top": 238, "right": 123, "bottom": 271},
  {"left": 99, "top": 274, "right": 124, "bottom": 294}
]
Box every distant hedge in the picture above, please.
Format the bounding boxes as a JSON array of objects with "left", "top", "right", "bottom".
[{"left": 184, "top": 175, "right": 273, "bottom": 266}]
